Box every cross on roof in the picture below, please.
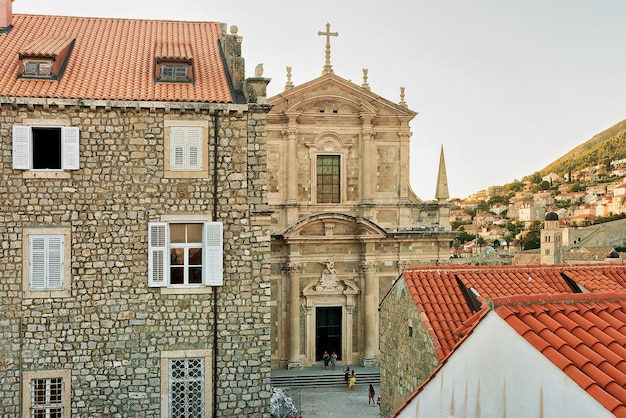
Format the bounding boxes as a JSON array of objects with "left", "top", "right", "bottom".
[{"left": 318, "top": 23, "right": 338, "bottom": 75}]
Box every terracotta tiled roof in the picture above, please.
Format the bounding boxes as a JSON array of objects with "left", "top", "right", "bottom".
[
  {"left": 495, "top": 293, "right": 626, "bottom": 416},
  {"left": 401, "top": 264, "right": 626, "bottom": 360},
  {"left": 0, "top": 14, "right": 232, "bottom": 103}
]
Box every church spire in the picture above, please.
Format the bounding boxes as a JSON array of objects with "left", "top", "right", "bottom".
[
  {"left": 317, "top": 23, "right": 338, "bottom": 75},
  {"left": 435, "top": 145, "right": 450, "bottom": 201}
]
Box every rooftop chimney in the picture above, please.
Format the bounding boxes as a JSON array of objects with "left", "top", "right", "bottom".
[{"left": 0, "top": 0, "right": 13, "bottom": 31}]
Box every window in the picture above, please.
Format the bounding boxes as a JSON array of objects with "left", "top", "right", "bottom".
[
  {"left": 161, "top": 64, "right": 189, "bottom": 81},
  {"left": 23, "top": 60, "right": 53, "bottom": 77},
  {"left": 163, "top": 121, "right": 208, "bottom": 179},
  {"left": 22, "top": 370, "right": 71, "bottom": 418},
  {"left": 23, "top": 228, "right": 71, "bottom": 299},
  {"left": 12, "top": 126, "right": 79, "bottom": 171},
  {"left": 32, "top": 377, "right": 63, "bottom": 417},
  {"left": 170, "top": 127, "right": 202, "bottom": 171},
  {"left": 316, "top": 155, "right": 340, "bottom": 203},
  {"left": 160, "top": 349, "right": 212, "bottom": 418},
  {"left": 29, "top": 235, "right": 63, "bottom": 291},
  {"left": 169, "top": 358, "right": 205, "bottom": 417},
  {"left": 148, "top": 222, "right": 223, "bottom": 287}
]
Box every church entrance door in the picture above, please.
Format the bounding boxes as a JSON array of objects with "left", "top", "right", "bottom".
[{"left": 315, "top": 306, "right": 342, "bottom": 361}]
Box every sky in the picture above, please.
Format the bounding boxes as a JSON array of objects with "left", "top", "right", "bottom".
[{"left": 12, "top": 0, "right": 626, "bottom": 200}]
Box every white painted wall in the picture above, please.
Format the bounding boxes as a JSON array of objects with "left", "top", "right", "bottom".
[{"left": 396, "top": 312, "right": 613, "bottom": 418}]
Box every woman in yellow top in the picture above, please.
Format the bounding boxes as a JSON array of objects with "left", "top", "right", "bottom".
[{"left": 349, "top": 370, "right": 356, "bottom": 390}]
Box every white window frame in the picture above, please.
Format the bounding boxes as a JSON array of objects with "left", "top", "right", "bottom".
[
  {"left": 23, "top": 227, "right": 72, "bottom": 299},
  {"left": 148, "top": 221, "right": 223, "bottom": 289},
  {"left": 161, "top": 63, "right": 189, "bottom": 81},
  {"left": 12, "top": 125, "right": 80, "bottom": 171},
  {"left": 23, "top": 59, "right": 53, "bottom": 77},
  {"left": 22, "top": 369, "right": 71, "bottom": 418},
  {"left": 161, "top": 349, "right": 212, "bottom": 418}
]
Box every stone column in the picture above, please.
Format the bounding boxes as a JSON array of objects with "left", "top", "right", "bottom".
[
  {"left": 360, "top": 261, "right": 379, "bottom": 367},
  {"left": 285, "top": 262, "right": 303, "bottom": 369},
  {"left": 285, "top": 114, "right": 299, "bottom": 225}
]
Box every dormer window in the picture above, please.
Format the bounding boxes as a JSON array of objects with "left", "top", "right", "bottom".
[
  {"left": 161, "top": 63, "right": 189, "bottom": 81},
  {"left": 23, "top": 60, "right": 53, "bottom": 77},
  {"left": 155, "top": 41, "right": 193, "bottom": 83},
  {"left": 18, "top": 37, "right": 75, "bottom": 80}
]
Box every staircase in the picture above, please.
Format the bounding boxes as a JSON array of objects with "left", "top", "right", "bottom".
[{"left": 271, "top": 369, "right": 380, "bottom": 389}]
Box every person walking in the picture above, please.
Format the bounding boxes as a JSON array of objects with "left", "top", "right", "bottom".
[
  {"left": 322, "top": 351, "right": 330, "bottom": 369},
  {"left": 349, "top": 370, "right": 357, "bottom": 390},
  {"left": 330, "top": 351, "right": 337, "bottom": 370},
  {"left": 343, "top": 366, "right": 350, "bottom": 387},
  {"left": 368, "top": 384, "right": 376, "bottom": 405}
]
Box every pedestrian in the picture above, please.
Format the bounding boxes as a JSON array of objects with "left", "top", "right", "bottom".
[
  {"left": 349, "top": 370, "right": 356, "bottom": 390},
  {"left": 377, "top": 396, "right": 381, "bottom": 407},
  {"left": 322, "top": 350, "right": 330, "bottom": 369},
  {"left": 330, "top": 351, "right": 337, "bottom": 370},
  {"left": 344, "top": 366, "right": 350, "bottom": 387},
  {"left": 368, "top": 384, "right": 376, "bottom": 405}
]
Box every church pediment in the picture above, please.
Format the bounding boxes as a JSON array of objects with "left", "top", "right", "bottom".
[
  {"left": 268, "top": 73, "right": 416, "bottom": 119},
  {"left": 279, "top": 213, "right": 387, "bottom": 239}
]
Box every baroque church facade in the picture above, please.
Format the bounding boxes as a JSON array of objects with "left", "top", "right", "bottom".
[{"left": 267, "top": 25, "right": 455, "bottom": 369}]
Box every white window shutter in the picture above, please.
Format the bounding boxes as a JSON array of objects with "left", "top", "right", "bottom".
[
  {"left": 170, "top": 128, "right": 186, "bottom": 169},
  {"left": 47, "top": 236, "right": 64, "bottom": 289},
  {"left": 204, "top": 222, "right": 223, "bottom": 286},
  {"left": 187, "top": 127, "right": 202, "bottom": 169},
  {"left": 12, "top": 125, "right": 31, "bottom": 169},
  {"left": 62, "top": 127, "right": 80, "bottom": 170},
  {"left": 29, "top": 236, "right": 47, "bottom": 289},
  {"left": 148, "top": 222, "right": 168, "bottom": 287}
]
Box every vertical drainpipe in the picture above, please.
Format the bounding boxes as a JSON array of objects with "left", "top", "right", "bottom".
[{"left": 212, "top": 108, "right": 219, "bottom": 417}]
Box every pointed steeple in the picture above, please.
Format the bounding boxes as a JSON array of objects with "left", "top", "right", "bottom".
[{"left": 435, "top": 145, "right": 450, "bottom": 201}]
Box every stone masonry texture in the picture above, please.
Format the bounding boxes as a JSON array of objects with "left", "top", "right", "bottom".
[{"left": 0, "top": 103, "right": 272, "bottom": 417}]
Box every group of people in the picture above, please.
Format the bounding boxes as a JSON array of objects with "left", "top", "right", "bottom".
[
  {"left": 322, "top": 350, "right": 338, "bottom": 370},
  {"left": 323, "top": 351, "right": 380, "bottom": 406}
]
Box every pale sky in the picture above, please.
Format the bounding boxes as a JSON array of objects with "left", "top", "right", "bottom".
[{"left": 12, "top": 0, "right": 626, "bottom": 199}]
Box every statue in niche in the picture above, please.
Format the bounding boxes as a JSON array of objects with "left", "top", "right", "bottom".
[{"left": 316, "top": 255, "right": 343, "bottom": 291}]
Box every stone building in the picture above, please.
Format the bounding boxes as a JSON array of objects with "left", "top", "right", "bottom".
[
  {"left": 0, "top": 4, "right": 271, "bottom": 417},
  {"left": 266, "top": 25, "right": 455, "bottom": 369}
]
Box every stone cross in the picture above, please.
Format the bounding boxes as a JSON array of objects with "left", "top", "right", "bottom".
[{"left": 318, "top": 23, "right": 338, "bottom": 75}]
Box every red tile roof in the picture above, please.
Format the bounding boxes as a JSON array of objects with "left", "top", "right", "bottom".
[
  {"left": 0, "top": 14, "right": 233, "bottom": 103},
  {"left": 393, "top": 293, "right": 626, "bottom": 417},
  {"left": 495, "top": 293, "right": 626, "bottom": 416},
  {"left": 401, "top": 264, "right": 626, "bottom": 360}
]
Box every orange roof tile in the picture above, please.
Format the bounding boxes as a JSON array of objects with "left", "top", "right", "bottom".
[
  {"left": 494, "top": 293, "right": 626, "bottom": 416},
  {"left": 401, "top": 264, "right": 626, "bottom": 360},
  {"left": 0, "top": 14, "right": 232, "bottom": 103}
]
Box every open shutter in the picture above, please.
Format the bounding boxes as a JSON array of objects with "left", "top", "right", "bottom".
[
  {"left": 204, "top": 222, "right": 223, "bottom": 286},
  {"left": 187, "top": 127, "right": 202, "bottom": 169},
  {"left": 170, "top": 128, "right": 186, "bottom": 169},
  {"left": 62, "top": 127, "right": 80, "bottom": 170},
  {"left": 148, "top": 222, "right": 168, "bottom": 287},
  {"left": 29, "top": 236, "right": 47, "bottom": 289},
  {"left": 12, "top": 125, "right": 31, "bottom": 169}
]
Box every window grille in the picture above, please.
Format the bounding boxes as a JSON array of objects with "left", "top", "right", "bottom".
[
  {"left": 169, "top": 358, "right": 205, "bottom": 417},
  {"left": 31, "top": 377, "right": 63, "bottom": 418}
]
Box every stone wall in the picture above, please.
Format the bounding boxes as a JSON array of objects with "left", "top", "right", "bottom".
[
  {"left": 0, "top": 102, "right": 271, "bottom": 417},
  {"left": 379, "top": 278, "right": 439, "bottom": 418}
]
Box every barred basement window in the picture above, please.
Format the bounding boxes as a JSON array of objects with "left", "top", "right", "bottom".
[
  {"left": 169, "top": 358, "right": 205, "bottom": 417},
  {"left": 31, "top": 377, "right": 63, "bottom": 418}
]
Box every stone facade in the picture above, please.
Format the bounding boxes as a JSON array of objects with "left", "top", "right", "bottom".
[
  {"left": 267, "top": 72, "right": 455, "bottom": 369},
  {"left": 378, "top": 278, "right": 439, "bottom": 417},
  {"left": 0, "top": 102, "right": 272, "bottom": 417}
]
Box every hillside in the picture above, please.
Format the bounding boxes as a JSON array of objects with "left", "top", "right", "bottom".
[{"left": 541, "top": 118, "right": 626, "bottom": 176}]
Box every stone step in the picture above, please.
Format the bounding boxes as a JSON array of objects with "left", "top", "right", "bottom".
[{"left": 271, "top": 371, "right": 380, "bottom": 389}]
